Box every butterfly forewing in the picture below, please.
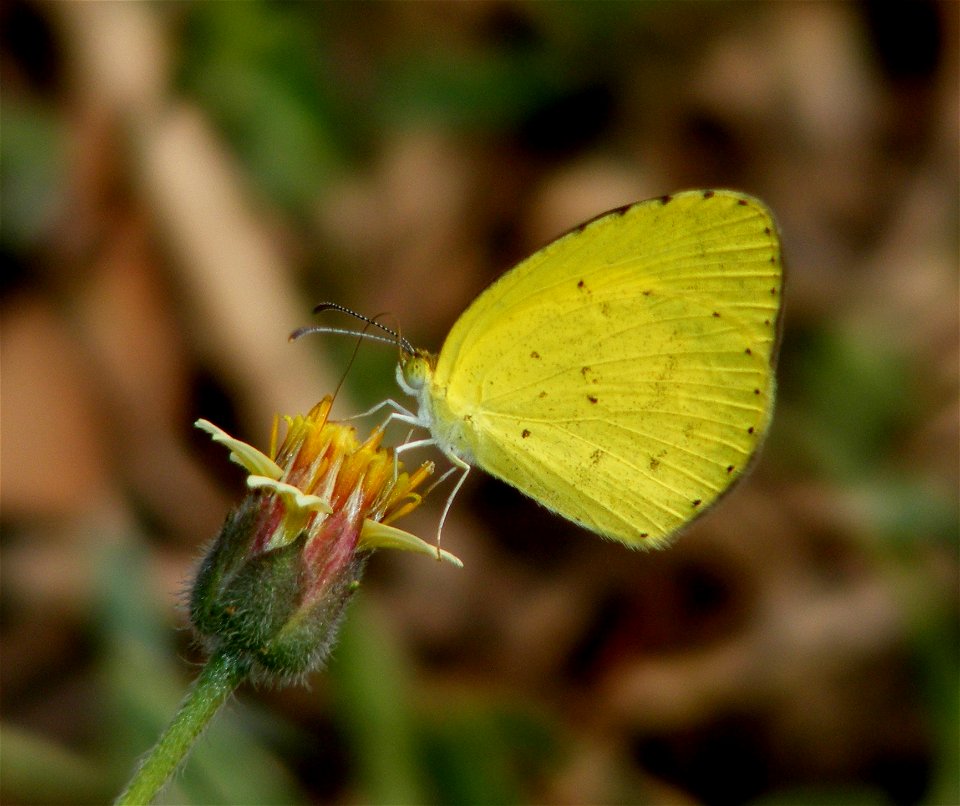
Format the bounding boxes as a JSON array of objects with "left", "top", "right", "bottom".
[{"left": 431, "top": 190, "right": 782, "bottom": 546}]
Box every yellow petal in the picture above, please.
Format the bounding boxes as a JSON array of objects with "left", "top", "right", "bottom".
[
  {"left": 360, "top": 520, "right": 463, "bottom": 568},
  {"left": 246, "top": 475, "right": 333, "bottom": 549},
  {"left": 246, "top": 475, "right": 333, "bottom": 515},
  {"left": 195, "top": 419, "right": 284, "bottom": 480}
]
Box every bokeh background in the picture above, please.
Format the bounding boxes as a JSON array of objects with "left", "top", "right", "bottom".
[{"left": 2, "top": 2, "right": 957, "bottom": 804}]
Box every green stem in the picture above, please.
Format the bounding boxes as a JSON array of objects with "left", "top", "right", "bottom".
[{"left": 115, "top": 649, "right": 251, "bottom": 805}]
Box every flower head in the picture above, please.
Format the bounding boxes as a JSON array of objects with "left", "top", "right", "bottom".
[{"left": 190, "top": 397, "right": 460, "bottom": 681}]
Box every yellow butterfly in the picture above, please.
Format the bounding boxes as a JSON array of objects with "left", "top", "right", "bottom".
[{"left": 304, "top": 189, "right": 783, "bottom": 549}]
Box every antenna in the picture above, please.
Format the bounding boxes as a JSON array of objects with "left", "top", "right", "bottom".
[{"left": 293, "top": 302, "right": 415, "bottom": 354}]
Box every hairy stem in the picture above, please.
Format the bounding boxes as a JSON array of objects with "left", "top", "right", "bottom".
[{"left": 115, "top": 649, "right": 251, "bottom": 805}]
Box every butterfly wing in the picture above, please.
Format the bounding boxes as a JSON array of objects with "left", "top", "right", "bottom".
[{"left": 431, "top": 190, "right": 783, "bottom": 547}]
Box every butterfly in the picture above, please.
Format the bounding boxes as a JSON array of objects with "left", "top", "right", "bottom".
[{"left": 299, "top": 189, "right": 783, "bottom": 548}]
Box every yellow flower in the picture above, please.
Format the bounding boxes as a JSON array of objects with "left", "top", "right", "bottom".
[{"left": 190, "top": 397, "right": 460, "bottom": 680}]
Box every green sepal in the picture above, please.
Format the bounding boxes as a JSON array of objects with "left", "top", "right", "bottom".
[
  {"left": 190, "top": 496, "right": 261, "bottom": 637},
  {"left": 255, "top": 554, "right": 367, "bottom": 678},
  {"left": 190, "top": 494, "right": 307, "bottom": 653}
]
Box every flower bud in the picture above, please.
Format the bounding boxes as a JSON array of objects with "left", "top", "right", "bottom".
[{"left": 191, "top": 397, "right": 460, "bottom": 681}]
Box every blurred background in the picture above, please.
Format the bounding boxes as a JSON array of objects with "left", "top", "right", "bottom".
[{"left": 2, "top": 2, "right": 957, "bottom": 804}]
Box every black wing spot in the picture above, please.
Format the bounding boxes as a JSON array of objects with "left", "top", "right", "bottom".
[
  {"left": 660, "top": 194, "right": 673, "bottom": 205},
  {"left": 587, "top": 395, "right": 598, "bottom": 404},
  {"left": 736, "top": 198, "right": 748, "bottom": 206},
  {"left": 538, "top": 390, "right": 547, "bottom": 399},
  {"left": 754, "top": 388, "right": 761, "bottom": 395},
  {"left": 577, "top": 279, "right": 586, "bottom": 290},
  {"left": 521, "top": 429, "right": 531, "bottom": 439},
  {"left": 747, "top": 426, "right": 755, "bottom": 435},
  {"left": 727, "top": 465, "right": 735, "bottom": 474},
  {"left": 712, "top": 311, "right": 721, "bottom": 318},
  {"left": 640, "top": 532, "right": 649, "bottom": 538},
  {"left": 703, "top": 190, "right": 715, "bottom": 199},
  {"left": 530, "top": 350, "right": 540, "bottom": 359},
  {"left": 692, "top": 499, "right": 703, "bottom": 507},
  {"left": 745, "top": 347, "right": 753, "bottom": 356},
  {"left": 642, "top": 289, "right": 652, "bottom": 296}
]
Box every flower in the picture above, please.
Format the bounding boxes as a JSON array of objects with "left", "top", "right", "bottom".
[{"left": 190, "top": 397, "right": 460, "bottom": 681}]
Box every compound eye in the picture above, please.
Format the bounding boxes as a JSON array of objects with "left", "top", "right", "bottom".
[{"left": 401, "top": 354, "right": 429, "bottom": 391}]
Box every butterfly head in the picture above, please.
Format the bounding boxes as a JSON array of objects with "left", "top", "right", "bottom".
[
  {"left": 397, "top": 348, "right": 436, "bottom": 397},
  {"left": 397, "top": 347, "right": 472, "bottom": 464}
]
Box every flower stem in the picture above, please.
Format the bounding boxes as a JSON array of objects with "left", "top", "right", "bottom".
[{"left": 115, "top": 649, "right": 251, "bottom": 805}]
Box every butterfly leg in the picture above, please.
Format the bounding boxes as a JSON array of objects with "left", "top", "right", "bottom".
[
  {"left": 346, "top": 397, "right": 417, "bottom": 424},
  {"left": 392, "top": 434, "right": 439, "bottom": 485},
  {"left": 392, "top": 439, "right": 469, "bottom": 559},
  {"left": 349, "top": 400, "right": 430, "bottom": 483},
  {"left": 393, "top": 435, "right": 439, "bottom": 479},
  {"left": 434, "top": 454, "right": 470, "bottom": 561}
]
